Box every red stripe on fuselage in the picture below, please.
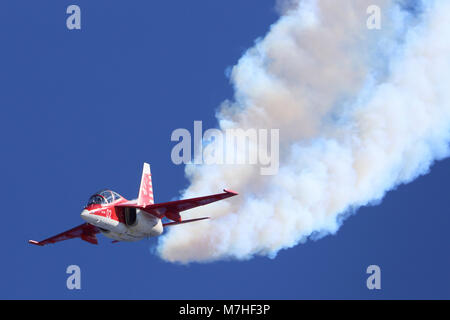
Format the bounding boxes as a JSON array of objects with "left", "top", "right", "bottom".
[{"left": 86, "top": 199, "right": 127, "bottom": 224}]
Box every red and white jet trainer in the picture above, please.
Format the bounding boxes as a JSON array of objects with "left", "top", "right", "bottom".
[{"left": 29, "top": 163, "right": 238, "bottom": 246}]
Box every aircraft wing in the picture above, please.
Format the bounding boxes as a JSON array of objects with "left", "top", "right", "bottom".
[
  {"left": 116, "top": 189, "right": 238, "bottom": 222},
  {"left": 29, "top": 223, "right": 100, "bottom": 246}
]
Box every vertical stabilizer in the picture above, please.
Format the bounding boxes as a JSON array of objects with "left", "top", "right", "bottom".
[{"left": 138, "top": 163, "right": 154, "bottom": 206}]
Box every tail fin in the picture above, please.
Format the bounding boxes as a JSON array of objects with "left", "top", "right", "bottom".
[{"left": 138, "top": 163, "right": 154, "bottom": 206}]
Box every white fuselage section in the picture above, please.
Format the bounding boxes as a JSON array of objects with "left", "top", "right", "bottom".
[{"left": 81, "top": 208, "right": 163, "bottom": 242}]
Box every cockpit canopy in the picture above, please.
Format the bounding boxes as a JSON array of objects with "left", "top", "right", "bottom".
[{"left": 86, "top": 189, "right": 122, "bottom": 206}]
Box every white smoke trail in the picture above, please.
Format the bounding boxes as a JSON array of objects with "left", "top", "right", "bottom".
[{"left": 157, "top": 0, "right": 450, "bottom": 263}]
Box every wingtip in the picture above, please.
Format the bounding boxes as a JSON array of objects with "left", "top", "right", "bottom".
[
  {"left": 28, "top": 240, "right": 43, "bottom": 246},
  {"left": 224, "top": 189, "right": 239, "bottom": 195}
]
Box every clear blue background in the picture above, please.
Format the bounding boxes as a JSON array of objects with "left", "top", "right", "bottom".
[{"left": 1, "top": 1, "right": 449, "bottom": 299}]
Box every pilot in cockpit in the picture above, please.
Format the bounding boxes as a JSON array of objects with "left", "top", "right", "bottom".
[{"left": 86, "top": 189, "right": 122, "bottom": 207}]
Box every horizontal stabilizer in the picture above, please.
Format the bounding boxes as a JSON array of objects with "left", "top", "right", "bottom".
[{"left": 163, "top": 217, "right": 209, "bottom": 227}]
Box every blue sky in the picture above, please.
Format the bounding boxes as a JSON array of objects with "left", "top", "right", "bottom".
[{"left": 1, "top": 1, "right": 449, "bottom": 299}]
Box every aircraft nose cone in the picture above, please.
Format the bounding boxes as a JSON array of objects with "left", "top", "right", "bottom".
[{"left": 80, "top": 209, "right": 90, "bottom": 222}]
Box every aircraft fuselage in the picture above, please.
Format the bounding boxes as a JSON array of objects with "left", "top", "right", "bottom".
[{"left": 81, "top": 202, "right": 163, "bottom": 242}]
